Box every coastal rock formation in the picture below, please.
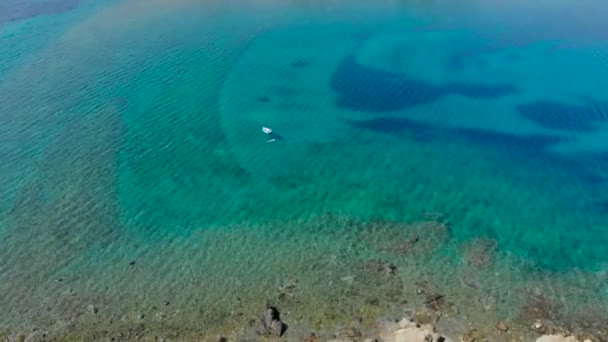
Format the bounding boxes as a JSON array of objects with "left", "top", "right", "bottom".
[
  {"left": 262, "top": 306, "right": 287, "bottom": 337},
  {"left": 535, "top": 335, "right": 578, "bottom": 342},
  {"left": 376, "top": 318, "right": 453, "bottom": 342}
]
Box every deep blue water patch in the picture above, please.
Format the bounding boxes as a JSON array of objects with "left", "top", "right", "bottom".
[
  {"left": 330, "top": 55, "right": 517, "bottom": 112},
  {"left": 348, "top": 116, "right": 608, "bottom": 271},
  {"left": 347, "top": 117, "right": 437, "bottom": 142},
  {"left": 0, "top": 0, "right": 80, "bottom": 27},
  {"left": 348, "top": 116, "right": 564, "bottom": 156},
  {"left": 517, "top": 100, "right": 608, "bottom": 133}
]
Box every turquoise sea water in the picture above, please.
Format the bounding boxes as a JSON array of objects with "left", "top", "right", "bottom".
[{"left": 1, "top": 0, "right": 608, "bottom": 339}]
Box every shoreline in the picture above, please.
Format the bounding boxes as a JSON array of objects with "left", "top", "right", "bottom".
[
  {"left": 2, "top": 217, "right": 608, "bottom": 341},
  {"left": 3, "top": 300, "right": 605, "bottom": 341}
]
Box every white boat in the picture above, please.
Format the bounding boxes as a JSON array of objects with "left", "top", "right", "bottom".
[{"left": 262, "top": 126, "right": 273, "bottom": 135}]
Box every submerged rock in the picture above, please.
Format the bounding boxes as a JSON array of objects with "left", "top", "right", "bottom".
[
  {"left": 368, "top": 220, "right": 450, "bottom": 256},
  {"left": 461, "top": 328, "right": 484, "bottom": 342},
  {"left": 462, "top": 238, "right": 497, "bottom": 268},
  {"left": 87, "top": 304, "right": 99, "bottom": 315},
  {"left": 289, "top": 59, "right": 312, "bottom": 68},
  {"left": 256, "top": 95, "right": 271, "bottom": 103},
  {"left": 359, "top": 259, "right": 398, "bottom": 276},
  {"left": 522, "top": 291, "right": 563, "bottom": 324},
  {"left": 337, "top": 327, "right": 362, "bottom": 339},
  {"left": 495, "top": 320, "right": 509, "bottom": 332}
]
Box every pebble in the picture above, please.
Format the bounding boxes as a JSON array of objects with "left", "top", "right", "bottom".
[
  {"left": 533, "top": 321, "right": 546, "bottom": 333},
  {"left": 495, "top": 320, "right": 509, "bottom": 332},
  {"left": 305, "top": 333, "right": 319, "bottom": 342},
  {"left": 87, "top": 304, "right": 99, "bottom": 315},
  {"left": 338, "top": 327, "right": 362, "bottom": 338}
]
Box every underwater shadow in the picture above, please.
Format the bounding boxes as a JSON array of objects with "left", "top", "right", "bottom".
[
  {"left": 347, "top": 116, "right": 608, "bottom": 272},
  {"left": 517, "top": 100, "right": 608, "bottom": 133},
  {"left": 330, "top": 55, "right": 517, "bottom": 113},
  {"left": 0, "top": 0, "right": 80, "bottom": 27},
  {"left": 347, "top": 116, "right": 564, "bottom": 155}
]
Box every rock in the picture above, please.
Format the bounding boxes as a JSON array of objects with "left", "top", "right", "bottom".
[
  {"left": 270, "top": 319, "right": 286, "bottom": 337},
  {"left": 338, "top": 327, "right": 362, "bottom": 338},
  {"left": 263, "top": 306, "right": 279, "bottom": 329},
  {"left": 376, "top": 320, "right": 452, "bottom": 342},
  {"left": 87, "top": 304, "right": 99, "bottom": 315},
  {"left": 305, "top": 333, "right": 319, "bottom": 342},
  {"left": 375, "top": 317, "right": 401, "bottom": 335},
  {"left": 391, "top": 326, "right": 435, "bottom": 342},
  {"left": 435, "top": 316, "right": 467, "bottom": 338},
  {"left": 495, "top": 320, "right": 509, "bottom": 332},
  {"left": 524, "top": 292, "right": 562, "bottom": 322},
  {"left": 382, "top": 221, "right": 449, "bottom": 256},
  {"left": 535, "top": 335, "right": 578, "bottom": 342},
  {"left": 461, "top": 328, "right": 483, "bottom": 342},
  {"left": 262, "top": 305, "right": 287, "bottom": 337},
  {"left": 533, "top": 321, "right": 547, "bottom": 334},
  {"left": 360, "top": 259, "right": 398, "bottom": 276},
  {"left": 424, "top": 294, "right": 447, "bottom": 311}
]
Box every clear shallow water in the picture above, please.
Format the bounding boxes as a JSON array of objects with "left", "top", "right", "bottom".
[{"left": 1, "top": 0, "right": 608, "bottom": 338}]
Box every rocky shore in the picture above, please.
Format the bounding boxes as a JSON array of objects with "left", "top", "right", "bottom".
[
  {"left": 4, "top": 301, "right": 606, "bottom": 342},
  {"left": 3, "top": 215, "right": 607, "bottom": 342}
]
